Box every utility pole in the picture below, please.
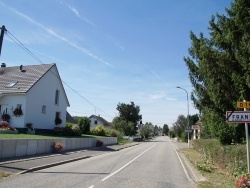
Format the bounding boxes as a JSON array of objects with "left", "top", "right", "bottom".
[{"left": 0, "top": 25, "right": 6, "bottom": 57}]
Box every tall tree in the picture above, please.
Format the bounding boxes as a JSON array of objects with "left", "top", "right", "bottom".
[
  {"left": 78, "top": 117, "right": 91, "bottom": 134},
  {"left": 184, "top": 0, "right": 250, "bottom": 144},
  {"left": 163, "top": 124, "right": 169, "bottom": 135},
  {"left": 116, "top": 101, "right": 142, "bottom": 135}
]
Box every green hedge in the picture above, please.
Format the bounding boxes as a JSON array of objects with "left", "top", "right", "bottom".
[{"left": 192, "top": 139, "right": 247, "bottom": 177}]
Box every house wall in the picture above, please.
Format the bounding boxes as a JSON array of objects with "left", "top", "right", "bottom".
[
  {"left": 25, "top": 66, "right": 68, "bottom": 130},
  {"left": 89, "top": 117, "right": 104, "bottom": 128},
  {"left": 0, "top": 94, "right": 26, "bottom": 128}
]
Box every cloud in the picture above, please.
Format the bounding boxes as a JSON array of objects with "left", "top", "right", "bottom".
[
  {"left": 58, "top": 0, "right": 96, "bottom": 28},
  {"left": 143, "top": 64, "right": 162, "bottom": 81},
  {"left": 3, "top": 2, "right": 112, "bottom": 67}
]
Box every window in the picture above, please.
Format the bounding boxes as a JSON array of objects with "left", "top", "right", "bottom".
[
  {"left": 6, "top": 82, "right": 17, "bottom": 88},
  {"left": 55, "top": 90, "right": 59, "bottom": 105},
  {"left": 56, "top": 112, "right": 61, "bottom": 119},
  {"left": 55, "top": 112, "right": 62, "bottom": 125},
  {"left": 42, "top": 105, "right": 46, "bottom": 114},
  {"left": 95, "top": 120, "right": 97, "bottom": 124},
  {"left": 17, "top": 104, "right": 22, "bottom": 108}
]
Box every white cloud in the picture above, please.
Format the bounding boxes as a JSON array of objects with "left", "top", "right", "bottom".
[{"left": 4, "top": 3, "right": 112, "bottom": 67}]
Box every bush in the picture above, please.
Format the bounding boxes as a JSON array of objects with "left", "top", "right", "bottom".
[
  {"left": 53, "top": 124, "right": 81, "bottom": 136},
  {"left": 192, "top": 139, "right": 247, "bottom": 178},
  {"left": 90, "top": 125, "right": 106, "bottom": 136}
]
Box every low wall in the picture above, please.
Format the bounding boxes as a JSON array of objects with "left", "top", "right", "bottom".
[{"left": 0, "top": 137, "right": 117, "bottom": 159}]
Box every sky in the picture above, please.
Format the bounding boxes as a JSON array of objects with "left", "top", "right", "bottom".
[{"left": 0, "top": 0, "right": 233, "bottom": 127}]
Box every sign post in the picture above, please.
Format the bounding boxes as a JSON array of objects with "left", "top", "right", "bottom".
[{"left": 227, "top": 100, "right": 250, "bottom": 173}]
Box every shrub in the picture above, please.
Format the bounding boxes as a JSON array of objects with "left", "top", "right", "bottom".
[
  {"left": 90, "top": 125, "right": 105, "bottom": 136},
  {"left": 236, "top": 174, "right": 250, "bottom": 188},
  {"left": 192, "top": 139, "right": 248, "bottom": 178}
]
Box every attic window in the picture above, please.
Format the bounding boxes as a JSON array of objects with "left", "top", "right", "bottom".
[{"left": 6, "top": 82, "right": 17, "bottom": 88}]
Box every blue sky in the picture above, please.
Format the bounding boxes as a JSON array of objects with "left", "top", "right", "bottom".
[{"left": 0, "top": 0, "right": 233, "bottom": 127}]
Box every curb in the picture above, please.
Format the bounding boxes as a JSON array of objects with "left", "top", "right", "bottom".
[
  {"left": 17, "top": 143, "right": 140, "bottom": 174},
  {"left": 18, "top": 156, "right": 91, "bottom": 174}
]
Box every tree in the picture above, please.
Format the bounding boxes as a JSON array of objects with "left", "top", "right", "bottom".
[
  {"left": 184, "top": 0, "right": 250, "bottom": 144},
  {"left": 111, "top": 117, "right": 134, "bottom": 136},
  {"left": 140, "top": 124, "right": 152, "bottom": 139},
  {"left": 78, "top": 116, "right": 91, "bottom": 134},
  {"left": 154, "top": 125, "right": 159, "bottom": 135},
  {"left": 163, "top": 124, "right": 169, "bottom": 135},
  {"left": 115, "top": 101, "right": 142, "bottom": 135},
  {"left": 173, "top": 115, "right": 187, "bottom": 138}
]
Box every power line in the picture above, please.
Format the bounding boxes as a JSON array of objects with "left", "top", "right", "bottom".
[{"left": 5, "top": 29, "right": 114, "bottom": 119}]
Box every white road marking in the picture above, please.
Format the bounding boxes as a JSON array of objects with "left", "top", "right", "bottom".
[
  {"left": 101, "top": 144, "right": 156, "bottom": 181},
  {"left": 171, "top": 141, "right": 193, "bottom": 182},
  {"left": 88, "top": 185, "right": 95, "bottom": 188}
]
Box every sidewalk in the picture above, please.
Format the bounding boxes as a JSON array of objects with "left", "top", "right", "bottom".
[{"left": 0, "top": 143, "right": 140, "bottom": 175}]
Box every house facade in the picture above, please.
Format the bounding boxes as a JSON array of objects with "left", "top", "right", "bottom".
[
  {"left": 0, "top": 63, "right": 69, "bottom": 133},
  {"left": 89, "top": 115, "right": 110, "bottom": 128},
  {"left": 192, "top": 119, "right": 202, "bottom": 139}
]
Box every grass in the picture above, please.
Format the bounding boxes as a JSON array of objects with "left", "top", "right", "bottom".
[
  {"left": 0, "top": 171, "right": 9, "bottom": 179},
  {"left": 180, "top": 148, "right": 236, "bottom": 188}
]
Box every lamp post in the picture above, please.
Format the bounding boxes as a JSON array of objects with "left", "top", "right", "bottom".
[{"left": 176, "top": 86, "right": 190, "bottom": 148}]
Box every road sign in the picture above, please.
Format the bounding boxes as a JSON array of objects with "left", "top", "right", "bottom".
[
  {"left": 185, "top": 129, "right": 192, "bottom": 133},
  {"left": 226, "top": 111, "right": 250, "bottom": 123},
  {"left": 237, "top": 101, "right": 250, "bottom": 108}
]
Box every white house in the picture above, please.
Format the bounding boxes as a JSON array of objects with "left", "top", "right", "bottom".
[
  {"left": 0, "top": 63, "right": 70, "bottom": 134},
  {"left": 89, "top": 115, "right": 110, "bottom": 128},
  {"left": 192, "top": 119, "right": 202, "bottom": 139}
]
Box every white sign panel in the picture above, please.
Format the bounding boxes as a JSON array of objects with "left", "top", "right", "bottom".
[{"left": 226, "top": 111, "right": 250, "bottom": 123}]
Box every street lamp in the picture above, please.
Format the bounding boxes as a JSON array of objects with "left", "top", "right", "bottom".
[{"left": 176, "top": 86, "right": 190, "bottom": 148}]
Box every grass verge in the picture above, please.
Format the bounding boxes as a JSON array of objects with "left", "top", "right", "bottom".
[{"left": 180, "top": 148, "right": 235, "bottom": 188}]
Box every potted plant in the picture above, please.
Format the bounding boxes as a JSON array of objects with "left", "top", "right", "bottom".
[
  {"left": 96, "top": 140, "right": 104, "bottom": 147},
  {"left": 1, "top": 113, "right": 10, "bottom": 122},
  {"left": 55, "top": 117, "right": 62, "bottom": 125},
  {"left": 13, "top": 106, "right": 23, "bottom": 116},
  {"left": 51, "top": 142, "right": 64, "bottom": 153}
]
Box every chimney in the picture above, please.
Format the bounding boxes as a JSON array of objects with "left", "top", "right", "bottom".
[
  {"left": 20, "top": 65, "right": 23, "bottom": 70},
  {"left": 1, "top": 63, "right": 6, "bottom": 68}
]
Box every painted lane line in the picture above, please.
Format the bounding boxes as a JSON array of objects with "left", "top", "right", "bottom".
[
  {"left": 88, "top": 185, "right": 95, "bottom": 188},
  {"left": 171, "top": 141, "right": 193, "bottom": 182},
  {"left": 101, "top": 144, "right": 156, "bottom": 181}
]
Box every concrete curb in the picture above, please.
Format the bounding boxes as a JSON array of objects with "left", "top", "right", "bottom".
[{"left": 16, "top": 143, "right": 140, "bottom": 174}]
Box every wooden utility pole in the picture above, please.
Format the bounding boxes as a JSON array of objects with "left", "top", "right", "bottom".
[{"left": 0, "top": 25, "right": 6, "bottom": 57}]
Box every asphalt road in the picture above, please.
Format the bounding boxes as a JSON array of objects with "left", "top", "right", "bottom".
[{"left": 0, "top": 136, "right": 196, "bottom": 188}]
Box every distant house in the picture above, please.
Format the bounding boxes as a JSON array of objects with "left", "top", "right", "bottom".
[
  {"left": 66, "top": 111, "right": 75, "bottom": 124},
  {"left": 89, "top": 115, "right": 110, "bottom": 128},
  {"left": 0, "top": 63, "right": 70, "bottom": 134},
  {"left": 192, "top": 119, "right": 202, "bottom": 139}
]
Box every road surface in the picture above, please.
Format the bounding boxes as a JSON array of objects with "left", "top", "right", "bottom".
[{"left": 0, "top": 136, "right": 196, "bottom": 188}]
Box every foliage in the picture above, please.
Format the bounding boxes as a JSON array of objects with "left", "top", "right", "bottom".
[
  {"left": 52, "top": 142, "right": 64, "bottom": 152},
  {"left": 180, "top": 132, "right": 187, "bottom": 142},
  {"left": 13, "top": 107, "right": 23, "bottom": 116},
  {"left": 55, "top": 117, "right": 62, "bottom": 125},
  {"left": 140, "top": 124, "right": 152, "bottom": 139},
  {"left": 77, "top": 116, "right": 91, "bottom": 134},
  {"left": 115, "top": 101, "right": 142, "bottom": 135},
  {"left": 53, "top": 125, "right": 81, "bottom": 136},
  {"left": 192, "top": 139, "right": 248, "bottom": 178},
  {"left": 1, "top": 114, "right": 10, "bottom": 121},
  {"left": 196, "top": 161, "right": 213, "bottom": 172},
  {"left": 154, "top": 125, "right": 159, "bottom": 135},
  {"left": 112, "top": 117, "right": 135, "bottom": 136},
  {"left": 163, "top": 124, "right": 169, "bottom": 135},
  {"left": 236, "top": 174, "right": 250, "bottom": 188},
  {"left": 90, "top": 125, "right": 106, "bottom": 136},
  {"left": 172, "top": 115, "right": 187, "bottom": 137},
  {"left": 184, "top": 0, "right": 250, "bottom": 144}
]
